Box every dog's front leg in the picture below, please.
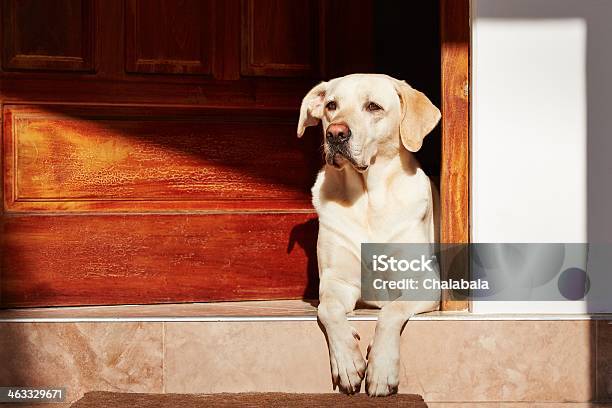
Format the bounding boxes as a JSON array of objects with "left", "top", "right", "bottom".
[
  {"left": 366, "top": 300, "right": 439, "bottom": 396},
  {"left": 318, "top": 277, "right": 366, "bottom": 394}
]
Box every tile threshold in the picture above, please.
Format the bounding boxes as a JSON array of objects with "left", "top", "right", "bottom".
[{"left": 0, "top": 300, "right": 610, "bottom": 322}]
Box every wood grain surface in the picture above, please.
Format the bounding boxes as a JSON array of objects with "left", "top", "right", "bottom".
[
  {"left": 125, "top": 0, "right": 215, "bottom": 75},
  {"left": 241, "top": 0, "right": 319, "bottom": 77},
  {"left": 440, "top": 0, "right": 470, "bottom": 311},
  {"left": 3, "top": 105, "right": 321, "bottom": 212},
  {"left": 1, "top": 213, "right": 319, "bottom": 307},
  {"left": 1, "top": 0, "right": 94, "bottom": 72}
]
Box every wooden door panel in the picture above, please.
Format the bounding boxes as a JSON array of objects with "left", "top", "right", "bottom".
[
  {"left": 1, "top": 0, "right": 94, "bottom": 71},
  {"left": 4, "top": 105, "right": 320, "bottom": 212},
  {"left": 241, "top": 0, "right": 318, "bottom": 77},
  {"left": 0, "top": 1, "right": 462, "bottom": 309},
  {"left": 125, "top": 0, "right": 215, "bottom": 75},
  {"left": 1, "top": 213, "right": 319, "bottom": 307}
]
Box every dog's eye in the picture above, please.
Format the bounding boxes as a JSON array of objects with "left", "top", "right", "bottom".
[
  {"left": 326, "top": 101, "right": 337, "bottom": 111},
  {"left": 366, "top": 102, "right": 382, "bottom": 112}
]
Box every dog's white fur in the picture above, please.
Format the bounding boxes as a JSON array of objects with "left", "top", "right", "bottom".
[{"left": 297, "top": 74, "right": 441, "bottom": 396}]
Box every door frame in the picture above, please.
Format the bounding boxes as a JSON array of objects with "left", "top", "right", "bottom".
[{"left": 440, "top": 0, "right": 470, "bottom": 311}]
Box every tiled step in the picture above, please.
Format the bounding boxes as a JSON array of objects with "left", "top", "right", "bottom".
[{"left": 0, "top": 301, "right": 610, "bottom": 404}]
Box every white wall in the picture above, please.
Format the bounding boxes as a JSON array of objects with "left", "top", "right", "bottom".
[{"left": 472, "top": 0, "right": 612, "bottom": 313}]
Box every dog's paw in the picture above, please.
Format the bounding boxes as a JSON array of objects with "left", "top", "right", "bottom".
[
  {"left": 365, "top": 342, "right": 400, "bottom": 397},
  {"left": 328, "top": 328, "right": 366, "bottom": 394}
]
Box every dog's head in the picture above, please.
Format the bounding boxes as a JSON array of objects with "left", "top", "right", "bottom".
[{"left": 297, "top": 74, "right": 441, "bottom": 172}]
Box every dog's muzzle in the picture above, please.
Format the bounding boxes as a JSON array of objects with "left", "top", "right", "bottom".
[
  {"left": 325, "top": 147, "right": 369, "bottom": 172},
  {"left": 324, "top": 123, "right": 369, "bottom": 172}
]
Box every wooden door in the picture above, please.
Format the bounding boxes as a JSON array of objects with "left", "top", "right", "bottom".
[{"left": 0, "top": 0, "right": 468, "bottom": 309}]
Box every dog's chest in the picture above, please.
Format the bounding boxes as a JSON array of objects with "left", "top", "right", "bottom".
[
  {"left": 314, "top": 168, "right": 432, "bottom": 243},
  {"left": 364, "top": 185, "right": 430, "bottom": 242}
]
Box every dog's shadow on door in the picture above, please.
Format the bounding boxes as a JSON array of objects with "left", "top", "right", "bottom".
[{"left": 287, "top": 218, "right": 320, "bottom": 302}]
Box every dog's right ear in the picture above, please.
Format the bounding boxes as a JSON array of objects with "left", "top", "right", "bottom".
[{"left": 297, "top": 81, "right": 327, "bottom": 137}]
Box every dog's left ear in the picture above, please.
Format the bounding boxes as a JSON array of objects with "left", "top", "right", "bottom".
[
  {"left": 394, "top": 80, "right": 441, "bottom": 152},
  {"left": 297, "top": 81, "right": 327, "bottom": 137}
]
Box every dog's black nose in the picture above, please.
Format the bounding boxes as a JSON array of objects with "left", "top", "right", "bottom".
[{"left": 326, "top": 123, "right": 351, "bottom": 144}]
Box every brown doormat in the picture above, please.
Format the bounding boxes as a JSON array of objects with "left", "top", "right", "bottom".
[{"left": 70, "top": 391, "right": 427, "bottom": 407}]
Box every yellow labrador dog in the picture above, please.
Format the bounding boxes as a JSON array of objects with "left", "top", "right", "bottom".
[{"left": 297, "top": 74, "right": 441, "bottom": 396}]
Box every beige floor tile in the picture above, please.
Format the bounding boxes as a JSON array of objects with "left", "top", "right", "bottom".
[
  {"left": 400, "top": 321, "right": 595, "bottom": 402},
  {"left": 163, "top": 321, "right": 377, "bottom": 393},
  {"left": 0, "top": 323, "right": 163, "bottom": 402},
  {"left": 163, "top": 320, "right": 595, "bottom": 402}
]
